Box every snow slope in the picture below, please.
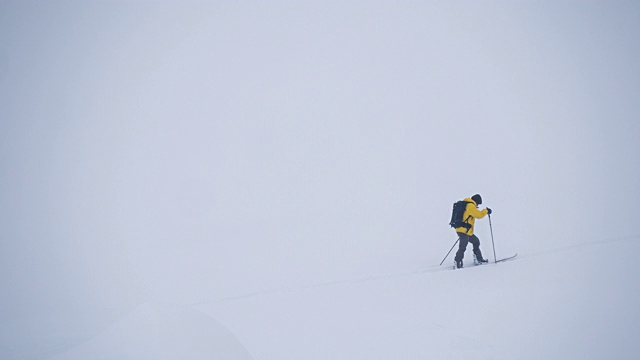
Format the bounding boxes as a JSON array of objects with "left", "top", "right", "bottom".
[
  {"left": 39, "top": 237, "right": 640, "bottom": 359},
  {"left": 192, "top": 237, "right": 640, "bottom": 360}
]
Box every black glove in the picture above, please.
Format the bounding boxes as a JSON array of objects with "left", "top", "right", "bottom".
[{"left": 486, "top": 208, "right": 492, "bottom": 215}]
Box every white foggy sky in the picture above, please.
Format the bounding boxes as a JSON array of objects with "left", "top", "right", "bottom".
[{"left": 1, "top": 1, "right": 640, "bottom": 357}]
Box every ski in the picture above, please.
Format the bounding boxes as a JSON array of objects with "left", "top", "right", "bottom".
[
  {"left": 451, "top": 253, "right": 518, "bottom": 270},
  {"left": 451, "top": 262, "right": 487, "bottom": 270},
  {"left": 495, "top": 253, "right": 518, "bottom": 263},
  {"left": 451, "top": 260, "right": 488, "bottom": 270}
]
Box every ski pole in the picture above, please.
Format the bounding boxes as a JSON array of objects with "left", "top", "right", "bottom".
[
  {"left": 488, "top": 214, "right": 497, "bottom": 264},
  {"left": 439, "top": 237, "right": 460, "bottom": 265}
]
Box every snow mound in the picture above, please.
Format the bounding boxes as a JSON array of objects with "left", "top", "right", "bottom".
[{"left": 49, "top": 303, "right": 252, "bottom": 360}]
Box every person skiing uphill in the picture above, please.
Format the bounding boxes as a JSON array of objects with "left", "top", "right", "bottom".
[{"left": 454, "top": 194, "right": 492, "bottom": 269}]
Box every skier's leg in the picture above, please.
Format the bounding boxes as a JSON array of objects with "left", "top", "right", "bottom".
[
  {"left": 470, "top": 235, "right": 486, "bottom": 262},
  {"left": 454, "top": 233, "right": 470, "bottom": 264}
]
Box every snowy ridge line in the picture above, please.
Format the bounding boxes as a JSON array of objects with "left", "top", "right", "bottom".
[
  {"left": 189, "top": 265, "right": 452, "bottom": 307},
  {"left": 519, "top": 234, "right": 640, "bottom": 261},
  {"left": 189, "top": 235, "right": 640, "bottom": 307}
]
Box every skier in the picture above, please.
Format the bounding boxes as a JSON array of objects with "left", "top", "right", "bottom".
[{"left": 454, "top": 194, "right": 492, "bottom": 269}]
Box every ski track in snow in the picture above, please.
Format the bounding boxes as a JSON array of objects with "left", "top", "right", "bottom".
[{"left": 190, "top": 234, "right": 640, "bottom": 307}]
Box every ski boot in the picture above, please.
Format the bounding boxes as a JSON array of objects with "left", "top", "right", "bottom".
[{"left": 473, "top": 254, "right": 489, "bottom": 265}]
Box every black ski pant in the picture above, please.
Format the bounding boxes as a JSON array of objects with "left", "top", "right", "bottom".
[{"left": 454, "top": 232, "right": 484, "bottom": 262}]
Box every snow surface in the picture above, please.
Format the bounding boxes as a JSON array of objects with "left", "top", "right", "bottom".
[
  {"left": 41, "top": 237, "right": 640, "bottom": 359},
  {"left": 192, "top": 237, "right": 640, "bottom": 359}
]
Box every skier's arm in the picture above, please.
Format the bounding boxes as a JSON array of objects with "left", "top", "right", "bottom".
[{"left": 467, "top": 205, "right": 489, "bottom": 219}]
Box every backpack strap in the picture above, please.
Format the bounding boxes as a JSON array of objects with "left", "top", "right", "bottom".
[{"left": 462, "top": 202, "right": 473, "bottom": 234}]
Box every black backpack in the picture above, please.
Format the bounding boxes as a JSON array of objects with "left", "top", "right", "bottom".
[{"left": 449, "top": 200, "right": 472, "bottom": 230}]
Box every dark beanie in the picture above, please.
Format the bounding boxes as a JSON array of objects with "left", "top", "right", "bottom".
[{"left": 471, "top": 194, "right": 482, "bottom": 205}]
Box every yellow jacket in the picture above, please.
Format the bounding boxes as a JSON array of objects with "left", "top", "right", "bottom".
[{"left": 455, "top": 197, "right": 489, "bottom": 236}]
